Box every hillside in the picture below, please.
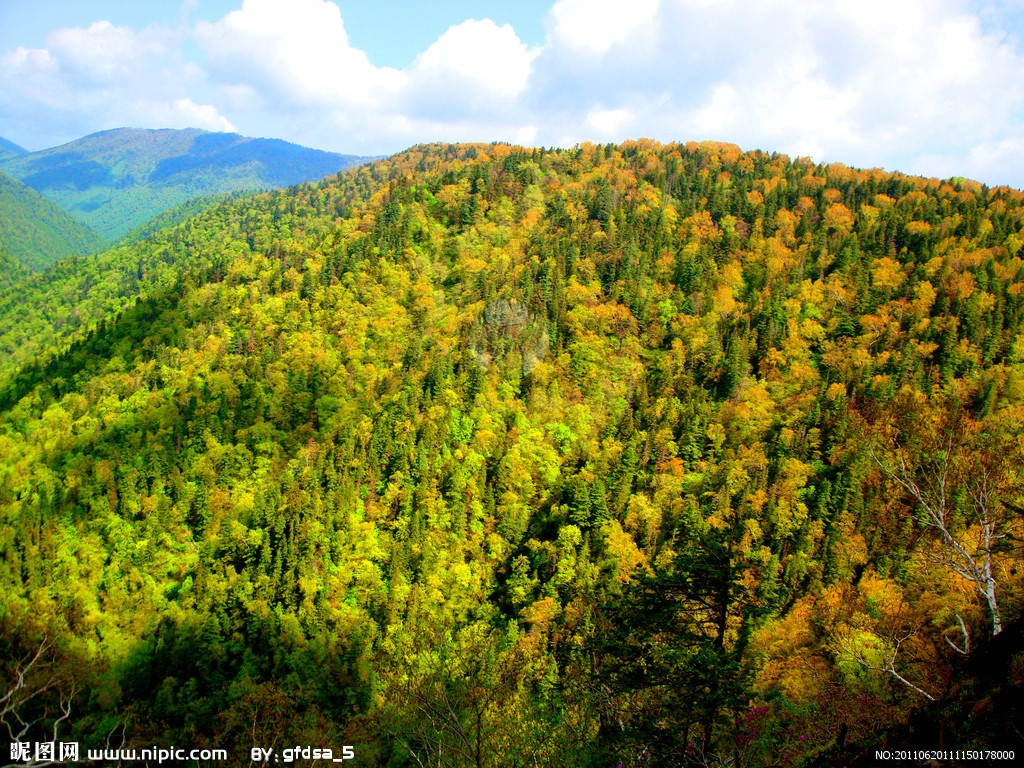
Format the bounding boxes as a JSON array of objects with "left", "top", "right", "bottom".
[
  {"left": 0, "top": 127, "right": 369, "bottom": 242},
  {"left": 1, "top": 141, "right": 1022, "bottom": 766},
  {"left": 0, "top": 171, "right": 103, "bottom": 271}
]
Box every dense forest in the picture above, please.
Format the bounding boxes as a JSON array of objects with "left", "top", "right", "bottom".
[{"left": 1, "top": 140, "right": 1022, "bottom": 766}]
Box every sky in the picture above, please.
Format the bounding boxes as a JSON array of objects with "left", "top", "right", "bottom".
[{"left": 2, "top": 0, "right": 1024, "bottom": 188}]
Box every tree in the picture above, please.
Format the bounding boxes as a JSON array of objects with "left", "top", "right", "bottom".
[
  {"left": 871, "top": 395, "right": 1022, "bottom": 638},
  {"left": 595, "top": 516, "right": 753, "bottom": 766}
]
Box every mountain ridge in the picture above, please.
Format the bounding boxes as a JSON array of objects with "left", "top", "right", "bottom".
[{"left": 0, "top": 136, "right": 27, "bottom": 160}]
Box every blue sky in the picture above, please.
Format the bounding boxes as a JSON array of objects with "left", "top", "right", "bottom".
[{"left": 2, "top": 0, "right": 1024, "bottom": 188}]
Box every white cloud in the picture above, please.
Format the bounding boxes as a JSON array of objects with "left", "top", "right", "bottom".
[
  {"left": 46, "top": 21, "right": 168, "bottom": 84},
  {"left": 587, "top": 106, "right": 633, "bottom": 136},
  {"left": 548, "top": 0, "right": 660, "bottom": 55},
  {"left": 170, "top": 98, "right": 237, "bottom": 132},
  {"left": 194, "top": 0, "right": 402, "bottom": 109},
  {"left": 398, "top": 19, "right": 538, "bottom": 130},
  {"left": 410, "top": 20, "right": 536, "bottom": 104},
  {"left": 515, "top": 124, "right": 539, "bottom": 145},
  {"left": 194, "top": 5, "right": 541, "bottom": 152}
]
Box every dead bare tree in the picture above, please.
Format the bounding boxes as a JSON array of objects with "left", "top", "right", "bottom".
[{"left": 1, "top": 636, "right": 77, "bottom": 768}]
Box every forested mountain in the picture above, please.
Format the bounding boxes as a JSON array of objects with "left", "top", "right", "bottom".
[
  {"left": 0, "top": 127, "right": 369, "bottom": 242},
  {"left": 1, "top": 141, "right": 1022, "bottom": 767},
  {"left": 0, "top": 136, "right": 27, "bottom": 160},
  {"left": 0, "top": 171, "right": 103, "bottom": 271}
]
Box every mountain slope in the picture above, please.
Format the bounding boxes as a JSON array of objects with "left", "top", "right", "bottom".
[
  {"left": 0, "top": 127, "right": 369, "bottom": 242},
  {"left": 0, "top": 171, "right": 103, "bottom": 270},
  {"left": 1, "top": 142, "right": 1023, "bottom": 764}
]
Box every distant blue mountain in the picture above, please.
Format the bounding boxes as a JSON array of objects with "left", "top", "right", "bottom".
[{"left": 0, "top": 128, "right": 370, "bottom": 242}]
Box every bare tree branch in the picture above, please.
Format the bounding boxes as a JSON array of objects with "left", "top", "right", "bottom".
[
  {"left": 869, "top": 434, "right": 1005, "bottom": 637},
  {"left": 849, "top": 629, "right": 937, "bottom": 702},
  {"left": 1, "top": 637, "right": 81, "bottom": 768},
  {"left": 943, "top": 614, "right": 970, "bottom": 656}
]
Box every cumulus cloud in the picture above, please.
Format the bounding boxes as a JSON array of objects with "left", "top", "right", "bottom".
[
  {"left": 168, "top": 98, "right": 237, "bottom": 132},
  {"left": 191, "top": 1, "right": 540, "bottom": 150},
  {"left": 548, "top": 0, "right": 660, "bottom": 55},
  {"left": 399, "top": 19, "right": 538, "bottom": 128},
  {"left": 409, "top": 20, "right": 536, "bottom": 105},
  {"left": 45, "top": 21, "right": 168, "bottom": 85},
  {"left": 586, "top": 106, "right": 634, "bottom": 137},
  {"left": 194, "top": 0, "right": 402, "bottom": 109}
]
